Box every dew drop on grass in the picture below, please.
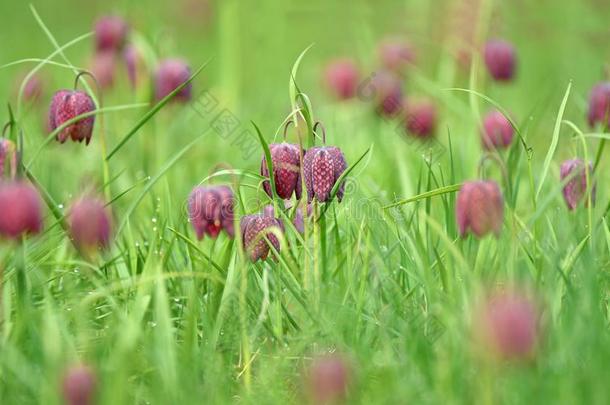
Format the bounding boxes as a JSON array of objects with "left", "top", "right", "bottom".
[{"left": 152, "top": 217, "right": 157, "bottom": 223}]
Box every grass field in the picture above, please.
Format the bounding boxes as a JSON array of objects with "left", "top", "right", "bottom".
[{"left": 0, "top": 0, "right": 609, "bottom": 404}]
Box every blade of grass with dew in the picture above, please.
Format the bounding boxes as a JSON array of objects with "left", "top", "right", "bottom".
[
  {"left": 168, "top": 227, "right": 227, "bottom": 276},
  {"left": 116, "top": 130, "right": 209, "bottom": 236}
]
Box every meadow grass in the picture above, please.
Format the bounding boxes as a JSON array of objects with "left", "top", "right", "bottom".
[{"left": 0, "top": 0, "right": 609, "bottom": 404}]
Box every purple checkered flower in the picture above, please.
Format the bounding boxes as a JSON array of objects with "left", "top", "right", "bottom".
[
  {"left": 189, "top": 186, "right": 235, "bottom": 240},
  {"left": 456, "top": 180, "right": 504, "bottom": 238},
  {"left": 303, "top": 146, "right": 347, "bottom": 203},
  {"left": 48, "top": 90, "right": 96, "bottom": 145},
  {"left": 261, "top": 143, "right": 303, "bottom": 200},
  {"left": 560, "top": 159, "right": 596, "bottom": 210}
]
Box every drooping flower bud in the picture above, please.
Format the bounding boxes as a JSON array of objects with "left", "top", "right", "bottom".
[
  {"left": 303, "top": 147, "right": 347, "bottom": 203},
  {"left": 241, "top": 213, "right": 282, "bottom": 262},
  {"left": 306, "top": 354, "right": 351, "bottom": 404},
  {"left": 0, "top": 139, "right": 17, "bottom": 179},
  {"left": 560, "top": 159, "right": 596, "bottom": 210},
  {"left": 369, "top": 70, "right": 403, "bottom": 117},
  {"left": 481, "top": 110, "right": 514, "bottom": 150},
  {"left": 404, "top": 99, "right": 437, "bottom": 138},
  {"left": 378, "top": 38, "right": 416, "bottom": 72},
  {"left": 62, "top": 364, "right": 97, "bottom": 405},
  {"left": 48, "top": 90, "right": 96, "bottom": 145},
  {"left": 123, "top": 44, "right": 143, "bottom": 89},
  {"left": 323, "top": 59, "right": 360, "bottom": 101},
  {"left": 154, "top": 59, "right": 192, "bottom": 102},
  {"left": 94, "top": 15, "right": 129, "bottom": 52},
  {"left": 0, "top": 181, "right": 43, "bottom": 239},
  {"left": 484, "top": 40, "right": 516, "bottom": 82},
  {"left": 456, "top": 180, "right": 504, "bottom": 238},
  {"left": 261, "top": 143, "right": 302, "bottom": 200},
  {"left": 68, "top": 196, "right": 112, "bottom": 253},
  {"left": 22, "top": 73, "right": 44, "bottom": 103},
  {"left": 474, "top": 289, "right": 540, "bottom": 361},
  {"left": 587, "top": 82, "right": 610, "bottom": 128},
  {"left": 188, "top": 186, "right": 235, "bottom": 240},
  {"left": 90, "top": 51, "right": 116, "bottom": 89}
]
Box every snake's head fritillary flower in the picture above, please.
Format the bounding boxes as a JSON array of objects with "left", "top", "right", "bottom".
[
  {"left": 303, "top": 146, "right": 347, "bottom": 203},
  {"left": 481, "top": 110, "right": 514, "bottom": 150},
  {"left": 123, "top": 44, "right": 143, "bottom": 89},
  {"left": 188, "top": 186, "right": 235, "bottom": 240},
  {"left": 62, "top": 364, "right": 97, "bottom": 405},
  {"left": 560, "top": 159, "right": 596, "bottom": 210},
  {"left": 404, "top": 99, "right": 437, "bottom": 139},
  {"left": 22, "top": 73, "right": 44, "bottom": 103},
  {"left": 241, "top": 213, "right": 282, "bottom": 262},
  {"left": 306, "top": 354, "right": 351, "bottom": 404},
  {"left": 456, "top": 181, "right": 504, "bottom": 238},
  {"left": 261, "top": 143, "right": 302, "bottom": 200},
  {"left": 91, "top": 51, "right": 116, "bottom": 89},
  {"left": 94, "top": 15, "right": 129, "bottom": 52},
  {"left": 484, "top": 40, "right": 516, "bottom": 82},
  {"left": 474, "top": 289, "right": 540, "bottom": 361},
  {"left": 68, "top": 196, "right": 112, "bottom": 253},
  {"left": 48, "top": 90, "right": 96, "bottom": 145},
  {"left": 323, "top": 59, "right": 360, "bottom": 101},
  {"left": 370, "top": 70, "right": 403, "bottom": 117},
  {"left": 154, "top": 59, "right": 192, "bottom": 102},
  {"left": 587, "top": 82, "right": 610, "bottom": 128},
  {"left": 378, "top": 38, "right": 416, "bottom": 72},
  {"left": 0, "top": 180, "right": 43, "bottom": 240}
]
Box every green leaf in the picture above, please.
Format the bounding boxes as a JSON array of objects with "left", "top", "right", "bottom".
[
  {"left": 251, "top": 121, "right": 279, "bottom": 211},
  {"left": 536, "top": 81, "right": 572, "bottom": 199},
  {"left": 289, "top": 44, "right": 314, "bottom": 114}
]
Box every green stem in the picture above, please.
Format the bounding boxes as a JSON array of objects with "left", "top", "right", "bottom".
[
  {"left": 16, "top": 238, "right": 28, "bottom": 309},
  {"left": 593, "top": 138, "right": 606, "bottom": 171}
]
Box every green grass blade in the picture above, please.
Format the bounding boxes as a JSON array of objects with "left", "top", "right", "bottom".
[
  {"left": 536, "top": 81, "right": 572, "bottom": 199},
  {"left": 106, "top": 60, "right": 211, "bottom": 160},
  {"left": 384, "top": 184, "right": 462, "bottom": 209}
]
